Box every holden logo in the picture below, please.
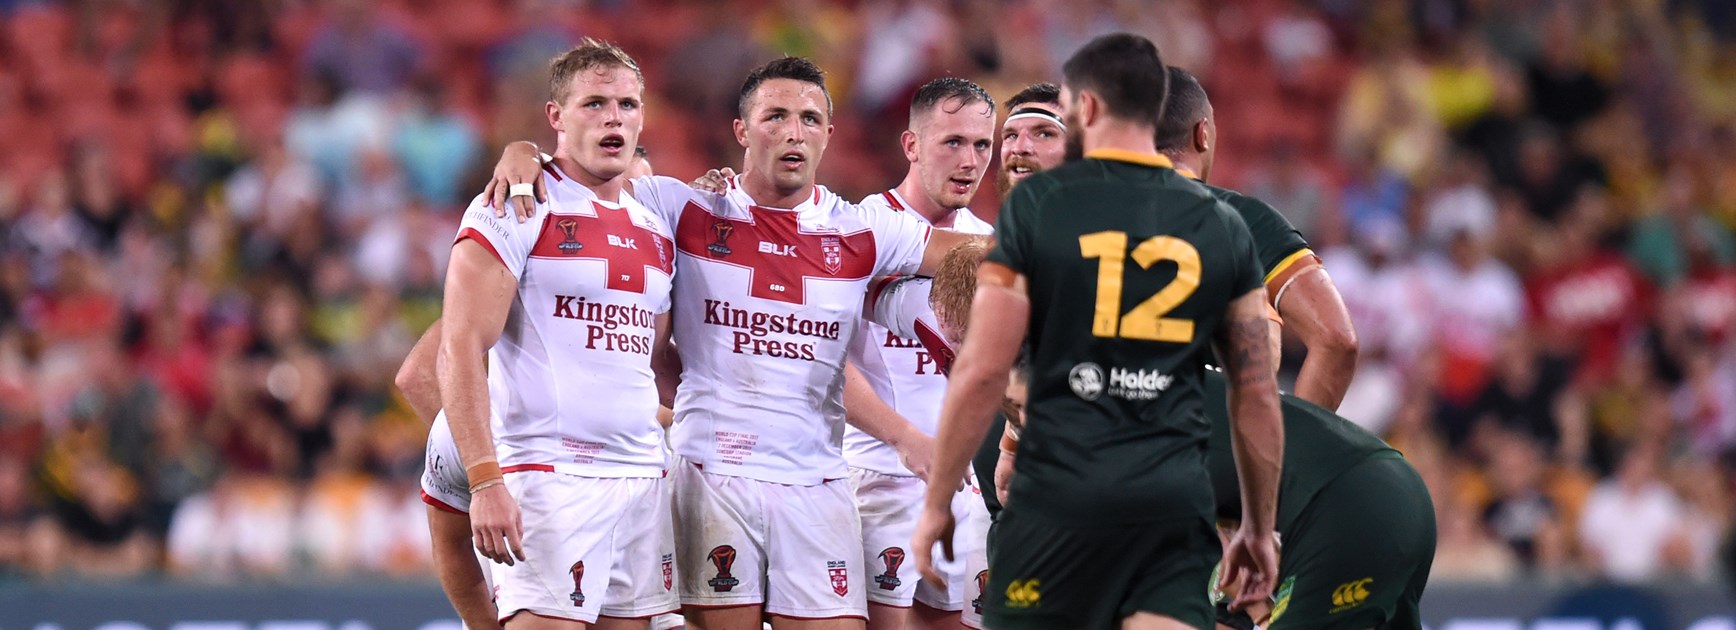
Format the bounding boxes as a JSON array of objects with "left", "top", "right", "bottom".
[{"left": 1068, "top": 362, "right": 1104, "bottom": 401}]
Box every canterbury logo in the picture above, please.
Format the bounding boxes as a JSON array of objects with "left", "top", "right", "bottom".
[
  {"left": 1005, "top": 579, "right": 1041, "bottom": 609},
  {"left": 1331, "top": 577, "right": 1372, "bottom": 610}
]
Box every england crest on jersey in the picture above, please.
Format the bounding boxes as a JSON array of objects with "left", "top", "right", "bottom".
[{"left": 821, "top": 236, "right": 842, "bottom": 275}]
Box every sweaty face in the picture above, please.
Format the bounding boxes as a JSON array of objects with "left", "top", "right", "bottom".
[
  {"left": 913, "top": 98, "right": 996, "bottom": 210},
  {"left": 739, "top": 78, "right": 832, "bottom": 195},
  {"left": 551, "top": 66, "right": 644, "bottom": 184},
  {"left": 997, "top": 104, "right": 1066, "bottom": 196}
]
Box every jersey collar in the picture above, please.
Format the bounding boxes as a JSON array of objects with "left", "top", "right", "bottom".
[
  {"left": 1085, "top": 148, "right": 1175, "bottom": 169},
  {"left": 729, "top": 175, "right": 823, "bottom": 211}
]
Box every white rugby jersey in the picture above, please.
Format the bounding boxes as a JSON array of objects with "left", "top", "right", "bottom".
[
  {"left": 453, "top": 162, "right": 675, "bottom": 478},
  {"left": 421, "top": 412, "right": 470, "bottom": 512},
  {"left": 843, "top": 190, "right": 992, "bottom": 476},
  {"left": 631, "top": 176, "right": 933, "bottom": 485}
]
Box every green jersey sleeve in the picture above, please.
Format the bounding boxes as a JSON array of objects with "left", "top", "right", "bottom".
[
  {"left": 1219, "top": 201, "right": 1264, "bottom": 299},
  {"left": 986, "top": 178, "right": 1046, "bottom": 274}
]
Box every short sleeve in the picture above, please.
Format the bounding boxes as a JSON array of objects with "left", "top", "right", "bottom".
[
  {"left": 1219, "top": 201, "right": 1265, "bottom": 298},
  {"left": 630, "top": 175, "right": 695, "bottom": 231},
  {"left": 1231, "top": 193, "right": 1311, "bottom": 281},
  {"left": 865, "top": 275, "right": 933, "bottom": 340},
  {"left": 859, "top": 204, "right": 933, "bottom": 277},
  {"left": 987, "top": 180, "right": 1042, "bottom": 274},
  {"left": 455, "top": 194, "right": 540, "bottom": 279}
]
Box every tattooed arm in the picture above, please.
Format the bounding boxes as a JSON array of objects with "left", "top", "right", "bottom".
[{"left": 1213, "top": 287, "right": 1284, "bottom": 611}]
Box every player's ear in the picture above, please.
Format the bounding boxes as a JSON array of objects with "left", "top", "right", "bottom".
[
  {"left": 547, "top": 101, "right": 563, "bottom": 131},
  {"left": 1193, "top": 120, "right": 1211, "bottom": 154},
  {"left": 901, "top": 129, "right": 919, "bottom": 163},
  {"left": 733, "top": 118, "right": 749, "bottom": 149},
  {"left": 1079, "top": 91, "right": 1100, "bottom": 128}
]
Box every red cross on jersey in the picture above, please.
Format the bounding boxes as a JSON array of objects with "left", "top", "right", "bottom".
[
  {"left": 450, "top": 164, "right": 675, "bottom": 479},
  {"left": 629, "top": 175, "right": 934, "bottom": 485}
]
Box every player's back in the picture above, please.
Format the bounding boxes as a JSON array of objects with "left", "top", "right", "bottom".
[
  {"left": 1200, "top": 369, "right": 1398, "bottom": 533},
  {"left": 989, "top": 151, "right": 1264, "bottom": 525}
]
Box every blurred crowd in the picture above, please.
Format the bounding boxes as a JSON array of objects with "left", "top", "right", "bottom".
[{"left": 1, "top": 0, "right": 1734, "bottom": 588}]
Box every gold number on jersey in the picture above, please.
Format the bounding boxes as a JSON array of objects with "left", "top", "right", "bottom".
[{"left": 1079, "top": 231, "right": 1201, "bottom": 342}]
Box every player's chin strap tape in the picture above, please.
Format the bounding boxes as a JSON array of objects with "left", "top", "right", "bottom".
[{"left": 1005, "top": 107, "right": 1065, "bottom": 129}]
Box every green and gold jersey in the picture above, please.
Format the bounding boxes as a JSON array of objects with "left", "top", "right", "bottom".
[
  {"left": 1202, "top": 183, "right": 1313, "bottom": 289},
  {"left": 1201, "top": 369, "right": 1399, "bottom": 533},
  {"left": 986, "top": 149, "right": 1264, "bottom": 525}
]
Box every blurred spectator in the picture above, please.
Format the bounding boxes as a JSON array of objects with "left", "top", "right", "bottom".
[
  {"left": 1628, "top": 167, "right": 1736, "bottom": 287},
  {"left": 1421, "top": 150, "right": 1498, "bottom": 248},
  {"left": 1526, "top": 190, "right": 1651, "bottom": 385},
  {"left": 1247, "top": 143, "right": 1336, "bottom": 244},
  {"left": 1525, "top": 11, "right": 1610, "bottom": 132},
  {"left": 224, "top": 133, "right": 323, "bottom": 243},
  {"left": 393, "top": 77, "right": 482, "bottom": 208},
  {"left": 1481, "top": 433, "right": 1569, "bottom": 571},
  {"left": 1512, "top": 123, "right": 1604, "bottom": 223},
  {"left": 1324, "top": 217, "right": 1429, "bottom": 433},
  {"left": 0, "top": 456, "right": 55, "bottom": 578},
  {"left": 302, "top": 0, "right": 422, "bottom": 95},
  {"left": 167, "top": 474, "right": 297, "bottom": 579},
  {"left": 1578, "top": 444, "right": 1691, "bottom": 582},
  {"left": 1418, "top": 222, "right": 1525, "bottom": 422}
]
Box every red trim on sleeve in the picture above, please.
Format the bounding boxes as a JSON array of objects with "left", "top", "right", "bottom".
[
  {"left": 541, "top": 162, "right": 564, "bottom": 181},
  {"left": 502, "top": 463, "right": 555, "bottom": 474},
  {"left": 455, "top": 227, "right": 507, "bottom": 267},
  {"left": 420, "top": 490, "right": 467, "bottom": 515},
  {"left": 865, "top": 274, "right": 904, "bottom": 312}
]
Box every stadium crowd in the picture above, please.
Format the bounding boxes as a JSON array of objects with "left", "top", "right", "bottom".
[{"left": 1, "top": 0, "right": 1734, "bottom": 589}]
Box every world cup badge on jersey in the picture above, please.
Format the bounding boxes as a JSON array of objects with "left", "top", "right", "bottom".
[
  {"left": 821, "top": 235, "right": 842, "bottom": 275},
  {"left": 707, "top": 221, "right": 735, "bottom": 257},
  {"left": 827, "top": 560, "right": 850, "bottom": 596},
  {"left": 653, "top": 234, "right": 670, "bottom": 269},
  {"left": 707, "top": 545, "right": 740, "bottom": 592},
  {"left": 557, "top": 218, "right": 584, "bottom": 255},
  {"left": 569, "top": 561, "right": 587, "bottom": 607}
]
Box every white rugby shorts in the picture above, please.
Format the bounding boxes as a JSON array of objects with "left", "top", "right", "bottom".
[
  {"left": 851, "top": 468, "right": 984, "bottom": 612},
  {"left": 492, "top": 470, "right": 678, "bottom": 624},
  {"left": 672, "top": 458, "right": 867, "bottom": 620}
]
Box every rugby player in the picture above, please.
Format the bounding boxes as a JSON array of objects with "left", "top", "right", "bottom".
[
  {"left": 926, "top": 235, "right": 1436, "bottom": 630},
  {"left": 1153, "top": 67, "right": 1358, "bottom": 410},
  {"left": 490, "top": 56, "right": 987, "bottom": 629},
  {"left": 914, "top": 34, "right": 1283, "bottom": 630},
  {"left": 440, "top": 39, "right": 680, "bottom": 628},
  {"left": 840, "top": 77, "right": 997, "bottom": 630}
]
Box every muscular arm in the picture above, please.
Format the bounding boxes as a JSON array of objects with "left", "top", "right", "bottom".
[
  {"left": 1215, "top": 288, "right": 1284, "bottom": 535},
  {"left": 842, "top": 362, "right": 933, "bottom": 480},
  {"left": 427, "top": 507, "right": 499, "bottom": 629},
  {"left": 438, "top": 240, "right": 523, "bottom": 564},
  {"left": 923, "top": 264, "right": 1028, "bottom": 513},
  {"left": 396, "top": 319, "right": 445, "bottom": 424},
  {"left": 1271, "top": 259, "right": 1357, "bottom": 410},
  {"left": 916, "top": 230, "right": 995, "bottom": 277}
]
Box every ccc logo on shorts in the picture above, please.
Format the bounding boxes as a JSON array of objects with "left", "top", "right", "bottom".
[
  {"left": 1005, "top": 579, "right": 1041, "bottom": 609},
  {"left": 1330, "top": 577, "right": 1372, "bottom": 613}
]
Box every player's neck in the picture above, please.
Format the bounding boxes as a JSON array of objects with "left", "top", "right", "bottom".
[
  {"left": 1166, "top": 152, "right": 1205, "bottom": 181},
  {"left": 739, "top": 170, "right": 813, "bottom": 209},
  {"left": 893, "top": 175, "right": 955, "bottom": 226},
  {"left": 551, "top": 151, "right": 626, "bottom": 203},
  {"left": 1084, "top": 121, "right": 1161, "bottom": 157}
]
